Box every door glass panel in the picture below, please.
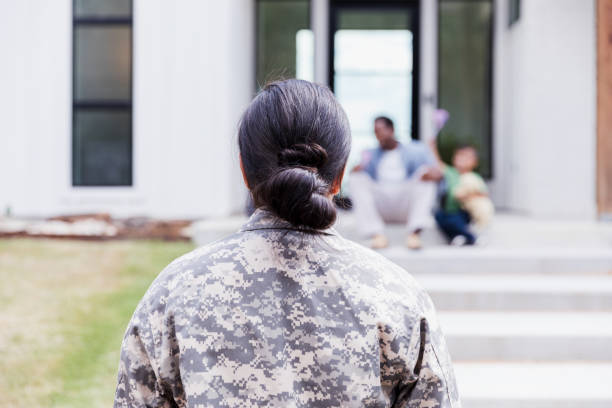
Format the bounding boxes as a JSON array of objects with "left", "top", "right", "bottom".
[
  {"left": 439, "top": 0, "right": 492, "bottom": 177},
  {"left": 338, "top": 9, "right": 410, "bottom": 30},
  {"left": 332, "top": 8, "right": 415, "bottom": 169},
  {"left": 256, "top": 0, "right": 311, "bottom": 87}
]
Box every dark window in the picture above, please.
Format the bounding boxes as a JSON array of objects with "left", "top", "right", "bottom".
[
  {"left": 256, "top": 0, "right": 311, "bottom": 88},
  {"left": 72, "top": 0, "right": 132, "bottom": 186},
  {"left": 438, "top": 0, "right": 493, "bottom": 178},
  {"left": 509, "top": 0, "right": 520, "bottom": 27}
]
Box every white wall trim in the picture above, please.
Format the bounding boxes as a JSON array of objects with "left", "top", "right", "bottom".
[
  {"left": 312, "top": 0, "right": 330, "bottom": 86},
  {"left": 419, "top": 0, "right": 438, "bottom": 142}
]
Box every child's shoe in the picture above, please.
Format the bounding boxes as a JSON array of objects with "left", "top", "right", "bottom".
[{"left": 450, "top": 235, "right": 468, "bottom": 246}]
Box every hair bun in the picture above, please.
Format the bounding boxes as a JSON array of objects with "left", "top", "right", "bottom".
[
  {"left": 252, "top": 166, "right": 336, "bottom": 230},
  {"left": 277, "top": 143, "right": 328, "bottom": 171}
]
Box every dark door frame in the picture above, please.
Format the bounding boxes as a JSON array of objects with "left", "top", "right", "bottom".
[{"left": 328, "top": 0, "right": 421, "bottom": 140}]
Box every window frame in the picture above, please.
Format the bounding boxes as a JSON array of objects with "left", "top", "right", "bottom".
[{"left": 71, "top": 0, "right": 134, "bottom": 187}]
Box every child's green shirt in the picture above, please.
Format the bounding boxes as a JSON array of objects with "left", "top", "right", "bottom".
[{"left": 443, "top": 166, "right": 486, "bottom": 213}]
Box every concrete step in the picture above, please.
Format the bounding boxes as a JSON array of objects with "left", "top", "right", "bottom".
[
  {"left": 189, "top": 214, "right": 612, "bottom": 275},
  {"left": 418, "top": 273, "right": 612, "bottom": 311},
  {"left": 334, "top": 210, "right": 612, "bottom": 249},
  {"left": 439, "top": 312, "right": 612, "bottom": 361},
  {"left": 381, "top": 246, "right": 612, "bottom": 275},
  {"left": 336, "top": 211, "right": 612, "bottom": 274},
  {"left": 455, "top": 362, "right": 612, "bottom": 408}
]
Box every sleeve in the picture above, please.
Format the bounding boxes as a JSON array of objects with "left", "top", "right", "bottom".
[
  {"left": 360, "top": 149, "right": 374, "bottom": 167},
  {"left": 392, "top": 306, "right": 461, "bottom": 407},
  {"left": 422, "top": 142, "right": 437, "bottom": 166},
  {"left": 113, "top": 301, "right": 175, "bottom": 408}
]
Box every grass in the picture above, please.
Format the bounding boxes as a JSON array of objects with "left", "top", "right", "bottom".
[{"left": 0, "top": 238, "right": 195, "bottom": 408}]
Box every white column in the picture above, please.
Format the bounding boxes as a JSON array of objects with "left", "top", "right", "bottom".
[
  {"left": 312, "top": 0, "right": 329, "bottom": 86},
  {"left": 419, "top": 0, "right": 438, "bottom": 142},
  {"left": 488, "top": 0, "right": 510, "bottom": 208}
]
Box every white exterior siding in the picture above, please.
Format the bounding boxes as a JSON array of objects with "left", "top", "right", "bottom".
[
  {"left": 1, "top": 0, "right": 72, "bottom": 217},
  {"left": 0, "top": 0, "right": 252, "bottom": 219}
]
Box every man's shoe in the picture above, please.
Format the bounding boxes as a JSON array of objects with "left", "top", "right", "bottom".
[
  {"left": 405, "top": 233, "right": 422, "bottom": 250},
  {"left": 370, "top": 234, "right": 389, "bottom": 249}
]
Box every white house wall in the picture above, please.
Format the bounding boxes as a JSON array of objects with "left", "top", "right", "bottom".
[
  {"left": 0, "top": 0, "right": 72, "bottom": 218},
  {"left": 0, "top": 0, "right": 252, "bottom": 219},
  {"left": 500, "top": 0, "right": 597, "bottom": 218},
  {"left": 133, "top": 0, "right": 252, "bottom": 218},
  {"left": 0, "top": 0, "right": 23, "bottom": 217}
]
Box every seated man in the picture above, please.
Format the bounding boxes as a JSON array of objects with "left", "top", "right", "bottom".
[{"left": 350, "top": 116, "right": 438, "bottom": 249}]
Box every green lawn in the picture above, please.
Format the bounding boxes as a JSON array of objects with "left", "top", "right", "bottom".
[{"left": 0, "top": 238, "right": 195, "bottom": 408}]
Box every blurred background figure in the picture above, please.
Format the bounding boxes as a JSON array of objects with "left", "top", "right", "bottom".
[
  {"left": 428, "top": 108, "right": 494, "bottom": 246},
  {"left": 350, "top": 116, "right": 437, "bottom": 249}
]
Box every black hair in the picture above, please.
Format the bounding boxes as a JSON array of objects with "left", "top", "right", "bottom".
[
  {"left": 374, "top": 116, "right": 394, "bottom": 130},
  {"left": 238, "top": 79, "right": 351, "bottom": 230}
]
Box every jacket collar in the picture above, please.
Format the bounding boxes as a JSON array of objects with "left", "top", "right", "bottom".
[{"left": 239, "top": 207, "right": 340, "bottom": 237}]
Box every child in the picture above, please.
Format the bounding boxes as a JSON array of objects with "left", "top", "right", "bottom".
[{"left": 428, "top": 133, "right": 493, "bottom": 245}]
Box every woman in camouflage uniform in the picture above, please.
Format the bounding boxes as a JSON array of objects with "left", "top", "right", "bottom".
[{"left": 114, "top": 79, "right": 461, "bottom": 407}]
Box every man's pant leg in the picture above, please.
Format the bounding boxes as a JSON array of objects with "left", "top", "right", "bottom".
[
  {"left": 405, "top": 166, "right": 437, "bottom": 233},
  {"left": 349, "top": 172, "right": 385, "bottom": 238}
]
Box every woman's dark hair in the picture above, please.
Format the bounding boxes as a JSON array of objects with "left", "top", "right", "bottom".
[{"left": 238, "top": 79, "right": 351, "bottom": 230}]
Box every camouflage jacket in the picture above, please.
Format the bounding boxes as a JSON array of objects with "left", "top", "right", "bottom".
[{"left": 114, "top": 208, "right": 461, "bottom": 407}]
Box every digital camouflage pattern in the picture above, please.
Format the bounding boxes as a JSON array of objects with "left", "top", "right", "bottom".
[{"left": 114, "top": 208, "right": 461, "bottom": 407}]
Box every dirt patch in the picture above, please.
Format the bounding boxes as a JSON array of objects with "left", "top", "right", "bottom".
[{"left": 0, "top": 214, "right": 193, "bottom": 241}]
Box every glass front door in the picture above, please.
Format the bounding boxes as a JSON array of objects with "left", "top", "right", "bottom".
[
  {"left": 330, "top": 1, "right": 419, "bottom": 169},
  {"left": 438, "top": 0, "right": 493, "bottom": 178}
]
